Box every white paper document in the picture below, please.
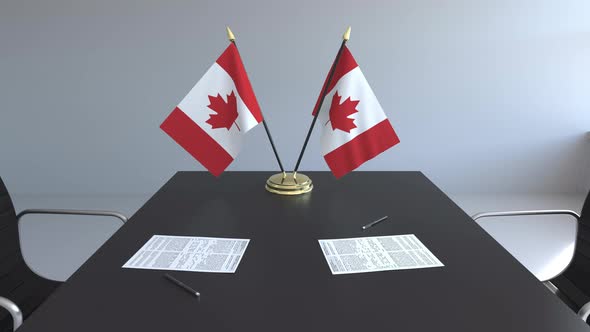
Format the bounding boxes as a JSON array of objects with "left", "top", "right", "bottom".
[
  {"left": 318, "top": 234, "right": 443, "bottom": 275},
  {"left": 123, "top": 235, "right": 250, "bottom": 273}
]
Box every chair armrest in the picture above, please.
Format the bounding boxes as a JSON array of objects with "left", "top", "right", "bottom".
[
  {"left": 579, "top": 301, "right": 590, "bottom": 322},
  {"left": 0, "top": 296, "right": 23, "bottom": 331},
  {"left": 16, "top": 209, "right": 127, "bottom": 224},
  {"left": 471, "top": 210, "right": 580, "bottom": 221}
]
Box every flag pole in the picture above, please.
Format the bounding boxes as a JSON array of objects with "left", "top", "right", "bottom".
[
  {"left": 292, "top": 26, "right": 351, "bottom": 175},
  {"left": 265, "top": 27, "right": 350, "bottom": 195},
  {"left": 226, "top": 26, "right": 286, "bottom": 174}
]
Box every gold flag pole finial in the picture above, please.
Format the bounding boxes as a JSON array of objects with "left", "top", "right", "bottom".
[
  {"left": 226, "top": 26, "right": 236, "bottom": 42},
  {"left": 343, "top": 26, "right": 351, "bottom": 41}
]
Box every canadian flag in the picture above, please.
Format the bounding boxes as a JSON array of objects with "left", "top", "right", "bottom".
[
  {"left": 160, "top": 43, "right": 263, "bottom": 176},
  {"left": 313, "top": 46, "right": 400, "bottom": 178}
]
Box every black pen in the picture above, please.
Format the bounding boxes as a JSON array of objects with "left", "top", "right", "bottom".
[
  {"left": 361, "top": 216, "right": 389, "bottom": 230},
  {"left": 164, "top": 273, "right": 200, "bottom": 298}
]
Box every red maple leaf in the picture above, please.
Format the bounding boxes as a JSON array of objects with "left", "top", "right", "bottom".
[
  {"left": 206, "top": 91, "right": 240, "bottom": 131},
  {"left": 326, "top": 92, "right": 359, "bottom": 133}
]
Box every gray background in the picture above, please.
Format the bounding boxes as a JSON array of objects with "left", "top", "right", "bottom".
[
  {"left": 0, "top": 0, "right": 589, "bottom": 282},
  {"left": 1, "top": 0, "right": 589, "bottom": 196}
]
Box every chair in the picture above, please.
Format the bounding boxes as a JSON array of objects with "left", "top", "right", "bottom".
[
  {"left": 472, "top": 191, "right": 590, "bottom": 321},
  {"left": 0, "top": 177, "right": 127, "bottom": 331}
]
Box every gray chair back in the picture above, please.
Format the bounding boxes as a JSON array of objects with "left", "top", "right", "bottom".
[
  {"left": 0, "top": 178, "right": 60, "bottom": 332},
  {"left": 554, "top": 191, "right": 590, "bottom": 312}
]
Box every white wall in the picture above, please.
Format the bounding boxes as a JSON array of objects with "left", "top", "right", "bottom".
[{"left": 1, "top": 0, "right": 589, "bottom": 195}]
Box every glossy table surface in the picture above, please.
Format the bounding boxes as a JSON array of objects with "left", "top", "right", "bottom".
[{"left": 18, "top": 172, "right": 590, "bottom": 331}]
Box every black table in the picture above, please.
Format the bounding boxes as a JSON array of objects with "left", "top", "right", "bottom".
[{"left": 18, "top": 172, "right": 590, "bottom": 331}]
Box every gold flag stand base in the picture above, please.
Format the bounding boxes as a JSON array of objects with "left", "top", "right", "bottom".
[{"left": 265, "top": 172, "right": 313, "bottom": 195}]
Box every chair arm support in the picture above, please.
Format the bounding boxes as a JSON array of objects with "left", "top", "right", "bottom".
[
  {"left": 579, "top": 301, "right": 590, "bottom": 322},
  {"left": 0, "top": 296, "right": 23, "bottom": 331},
  {"left": 471, "top": 210, "right": 580, "bottom": 221},
  {"left": 16, "top": 209, "right": 127, "bottom": 224}
]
